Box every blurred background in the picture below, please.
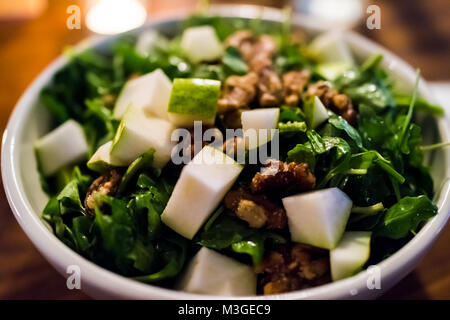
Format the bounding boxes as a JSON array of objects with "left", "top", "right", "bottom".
[{"left": 0, "top": 0, "right": 449, "bottom": 299}]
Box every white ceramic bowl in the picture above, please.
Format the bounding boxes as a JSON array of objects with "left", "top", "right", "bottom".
[{"left": 2, "top": 5, "right": 450, "bottom": 299}]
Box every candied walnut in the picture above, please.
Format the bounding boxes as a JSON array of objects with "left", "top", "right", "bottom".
[
  {"left": 222, "top": 108, "right": 248, "bottom": 129},
  {"left": 85, "top": 169, "right": 122, "bottom": 216},
  {"left": 251, "top": 159, "right": 316, "bottom": 195},
  {"left": 236, "top": 199, "right": 267, "bottom": 228},
  {"left": 282, "top": 69, "right": 311, "bottom": 106},
  {"left": 218, "top": 72, "right": 258, "bottom": 113},
  {"left": 224, "top": 188, "right": 287, "bottom": 229},
  {"left": 257, "top": 67, "right": 284, "bottom": 107},
  {"left": 225, "top": 30, "right": 255, "bottom": 61},
  {"left": 258, "top": 244, "right": 330, "bottom": 295},
  {"left": 306, "top": 81, "right": 357, "bottom": 124}
]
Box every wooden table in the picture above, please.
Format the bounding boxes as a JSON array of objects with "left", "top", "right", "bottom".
[{"left": 0, "top": 0, "right": 449, "bottom": 300}]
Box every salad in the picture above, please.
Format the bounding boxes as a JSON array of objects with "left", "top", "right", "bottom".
[{"left": 35, "top": 14, "right": 445, "bottom": 296}]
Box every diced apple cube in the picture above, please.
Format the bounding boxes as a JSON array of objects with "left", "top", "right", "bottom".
[
  {"left": 304, "top": 96, "right": 329, "bottom": 129},
  {"left": 181, "top": 26, "right": 223, "bottom": 63},
  {"left": 282, "top": 188, "right": 352, "bottom": 249},
  {"left": 161, "top": 146, "right": 243, "bottom": 239},
  {"left": 177, "top": 247, "right": 256, "bottom": 296},
  {"left": 113, "top": 69, "right": 172, "bottom": 120},
  {"left": 308, "top": 31, "right": 354, "bottom": 65},
  {"left": 110, "top": 105, "right": 176, "bottom": 168},
  {"left": 330, "top": 231, "right": 372, "bottom": 281},
  {"left": 35, "top": 120, "right": 88, "bottom": 177},
  {"left": 87, "top": 141, "right": 127, "bottom": 173},
  {"left": 241, "top": 108, "right": 280, "bottom": 149},
  {"left": 168, "top": 78, "right": 220, "bottom": 127}
]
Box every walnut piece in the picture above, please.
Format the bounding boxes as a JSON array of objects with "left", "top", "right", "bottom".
[
  {"left": 282, "top": 69, "right": 311, "bottom": 106},
  {"left": 224, "top": 188, "right": 287, "bottom": 229},
  {"left": 217, "top": 72, "right": 258, "bottom": 113},
  {"left": 85, "top": 169, "right": 122, "bottom": 215},
  {"left": 251, "top": 159, "right": 316, "bottom": 195},
  {"left": 306, "top": 81, "right": 357, "bottom": 125},
  {"left": 258, "top": 244, "right": 330, "bottom": 295}
]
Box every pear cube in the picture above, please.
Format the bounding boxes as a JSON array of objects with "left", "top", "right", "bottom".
[
  {"left": 35, "top": 120, "right": 88, "bottom": 177},
  {"left": 181, "top": 26, "right": 223, "bottom": 63},
  {"left": 241, "top": 108, "right": 280, "bottom": 149},
  {"left": 87, "top": 141, "right": 127, "bottom": 173},
  {"left": 177, "top": 247, "right": 256, "bottom": 296},
  {"left": 161, "top": 146, "right": 243, "bottom": 239},
  {"left": 113, "top": 69, "right": 172, "bottom": 120},
  {"left": 110, "top": 105, "right": 176, "bottom": 168},
  {"left": 330, "top": 231, "right": 372, "bottom": 281},
  {"left": 282, "top": 188, "right": 352, "bottom": 249},
  {"left": 308, "top": 31, "right": 354, "bottom": 65},
  {"left": 168, "top": 78, "right": 220, "bottom": 127}
]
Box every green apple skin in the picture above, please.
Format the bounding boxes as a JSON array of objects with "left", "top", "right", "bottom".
[
  {"left": 168, "top": 78, "right": 221, "bottom": 127},
  {"left": 161, "top": 146, "right": 243, "bottom": 240},
  {"left": 35, "top": 120, "right": 88, "bottom": 177},
  {"left": 113, "top": 69, "right": 172, "bottom": 120},
  {"left": 110, "top": 105, "right": 176, "bottom": 169},
  {"left": 304, "top": 96, "right": 329, "bottom": 129},
  {"left": 177, "top": 247, "right": 256, "bottom": 296},
  {"left": 241, "top": 108, "right": 280, "bottom": 149},
  {"left": 180, "top": 26, "right": 223, "bottom": 63},
  {"left": 282, "top": 187, "right": 353, "bottom": 250},
  {"left": 330, "top": 231, "right": 372, "bottom": 281},
  {"left": 87, "top": 141, "right": 127, "bottom": 173},
  {"left": 307, "top": 31, "right": 354, "bottom": 65}
]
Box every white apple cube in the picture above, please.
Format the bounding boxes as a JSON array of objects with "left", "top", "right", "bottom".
[
  {"left": 330, "top": 231, "right": 371, "bottom": 281},
  {"left": 35, "top": 120, "right": 88, "bottom": 177},
  {"left": 161, "top": 146, "right": 243, "bottom": 239},
  {"left": 113, "top": 69, "right": 172, "bottom": 120},
  {"left": 305, "top": 96, "right": 329, "bottom": 129},
  {"left": 87, "top": 141, "right": 127, "bottom": 173},
  {"left": 241, "top": 108, "right": 280, "bottom": 149},
  {"left": 110, "top": 105, "right": 176, "bottom": 168},
  {"left": 135, "top": 30, "right": 165, "bottom": 56},
  {"left": 308, "top": 31, "right": 354, "bottom": 65},
  {"left": 181, "top": 26, "right": 223, "bottom": 63},
  {"left": 282, "top": 188, "right": 352, "bottom": 249},
  {"left": 177, "top": 247, "right": 256, "bottom": 296}
]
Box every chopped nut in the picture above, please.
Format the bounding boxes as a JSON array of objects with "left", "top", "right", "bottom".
[
  {"left": 218, "top": 72, "right": 258, "bottom": 113},
  {"left": 222, "top": 108, "right": 248, "bottom": 129},
  {"left": 257, "top": 67, "right": 284, "bottom": 107},
  {"left": 251, "top": 159, "right": 316, "bottom": 195},
  {"left": 258, "top": 244, "right": 330, "bottom": 295},
  {"left": 85, "top": 169, "right": 122, "bottom": 216},
  {"left": 224, "top": 188, "right": 287, "bottom": 229},
  {"left": 236, "top": 199, "right": 268, "bottom": 228},
  {"left": 306, "top": 81, "right": 357, "bottom": 125},
  {"left": 282, "top": 70, "right": 311, "bottom": 106}
]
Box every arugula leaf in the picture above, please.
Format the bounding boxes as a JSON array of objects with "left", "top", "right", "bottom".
[
  {"left": 118, "top": 149, "right": 155, "bottom": 194},
  {"left": 376, "top": 195, "right": 437, "bottom": 239},
  {"left": 223, "top": 46, "right": 248, "bottom": 75},
  {"left": 328, "top": 113, "right": 363, "bottom": 148}
]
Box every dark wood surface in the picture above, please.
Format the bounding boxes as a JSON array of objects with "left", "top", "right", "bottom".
[{"left": 0, "top": 0, "right": 449, "bottom": 300}]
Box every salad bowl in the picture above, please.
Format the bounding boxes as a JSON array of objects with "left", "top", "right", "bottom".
[{"left": 2, "top": 5, "right": 450, "bottom": 299}]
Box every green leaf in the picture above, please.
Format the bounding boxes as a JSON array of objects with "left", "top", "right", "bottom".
[
  {"left": 223, "top": 46, "right": 248, "bottom": 75},
  {"left": 118, "top": 149, "right": 155, "bottom": 194},
  {"left": 328, "top": 113, "right": 363, "bottom": 148},
  {"left": 376, "top": 195, "right": 437, "bottom": 239}
]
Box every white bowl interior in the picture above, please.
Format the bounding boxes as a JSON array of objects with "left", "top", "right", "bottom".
[{"left": 3, "top": 5, "right": 450, "bottom": 299}]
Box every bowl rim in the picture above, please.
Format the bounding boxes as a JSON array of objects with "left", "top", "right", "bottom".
[{"left": 2, "top": 4, "right": 450, "bottom": 300}]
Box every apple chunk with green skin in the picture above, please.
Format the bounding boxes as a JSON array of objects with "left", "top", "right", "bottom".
[
  {"left": 282, "top": 188, "right": 352, "bottom": 249},
  {"left": 113, "top": 69, "right": 172, "bottom": 120},
  {"left": 35, "top": 120, "right": 88, "bottom": 177},
  {"left": 307, "top": 31, "right": 354, "bottom": 65},
  {"left": 304, "top": 96, "right": 329, "bottom": 129},
  {"left": 181, "top": 26, "right": 223, "bottom": 63},
  {"left": 241, "top": 108, "right": 280, "bottom": 149},
  {"left": 161, "top": 146, "right": 243, "bottom": 239},
  {"left": 87, "top": 141, "right": 127, "bottom": 173},
  {"left": 177, "top": 247, "right": 256, "bottom": 296},
  {"left": 330, "top": 231, "right": 371, "bottom": 281},
  {"left": 168, "top": 78, "right": 220, "bottom": 127},
  {"left": 110, "top": 105, "right": 176, "bottom": 168}
]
